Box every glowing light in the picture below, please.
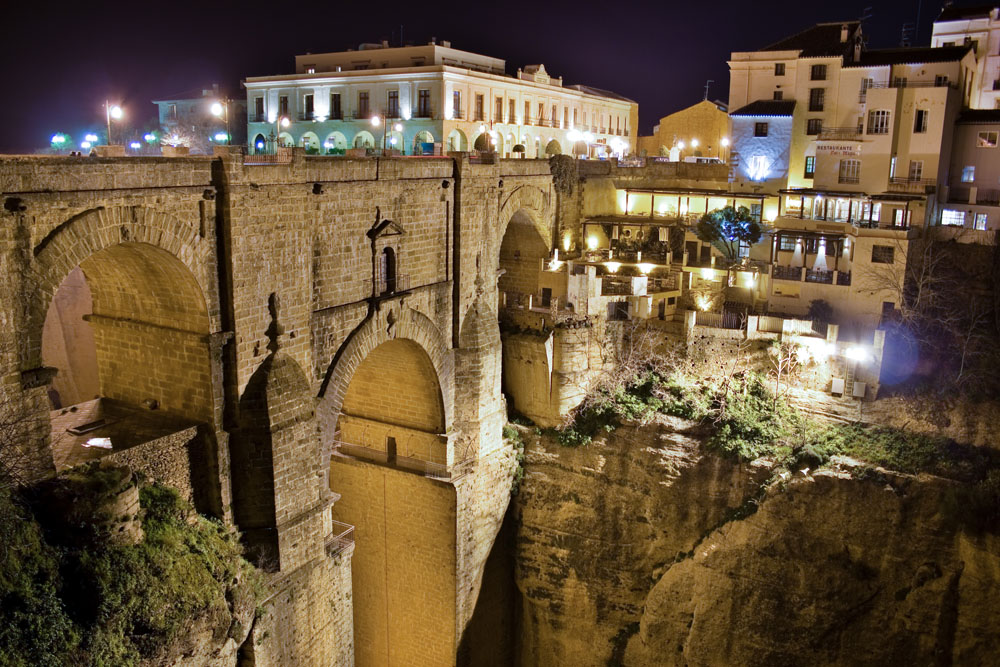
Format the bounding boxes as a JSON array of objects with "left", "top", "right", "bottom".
[
  {"left": 144, "top": 133, "right": 156, "bottom": 142},
  {"left": 109, "top": 105, "right": 123, "bottom": 120},
  {"left": 721, "top": 137, "right": 729, "bottom": 147},
  {"left": 700, "top": 268, "right": 714, "bottom": 280},
  {"left": 371, "top": 116, "right": 381, "bottom": 127},
  {"left": 567, "top": 129, "right": 581, "bottom": 142},
  {"left": 638, "top": 263, "right": 655, "bottom": 274},
  {"left": 210, "top": 102, "right": 224, "bottom": 117},
  {"left": 479, "top": 124, "right": 486, "bottom": 132},
  {"left": 129, "top": 141, "right": 141, "bottom": 149},
  {"left": 85, "top": 133, "right": 99, "bottom": 142},
  {"left": 563, "top": 235, "right": 572, "bottom": 251},
  {"left": 393, "top": 123, "right": 402, "bottom": 132},
  {"left": 280, "top": 117, "right": 290, "bottom": 128},
  {"left": 81, "top": 141, "right": 92, "bottom": 149},
  {"left": 587, "top": 236, "right": 599, "bottom": 250},
  {"left": 51, "top": 133, "right": 67, "bottom": 145},
  {"left": 548, "top": 259, "right": 563, "bottom": 271},
  {"left": 402, "top": 109, "right": 412, "bottom": 120},
  {"left": 691, "top": 138, "right": 699, "bottom": 148},
  {"left": 256, "top": 141, "right": 265, "bottom": 149},
  {"left": 390, "top": 136, "right": 398, "bottom": 145},
  {"left": 323, "top": 141, "right": 333, "bottom": 149},
  {"left": 214, "top": 132, "right": 228, "bottom": 141},
  {"left": 583, "top": 132, "right": 594, "bottom": 143},
  {"left": 695, "top": 295, "right": 712, "bottom": 311},
  {"left": 846, "top": 346, "right": 870, "bottom": 362},
  {"left": 605, "top": 261, "right": 621, "bottom": 273},
  {"left": 445, "top": 107, "right": 454, "bottom": 120},
  {"left": 677, "top": 141, "right": 685, "bottom": 150}
]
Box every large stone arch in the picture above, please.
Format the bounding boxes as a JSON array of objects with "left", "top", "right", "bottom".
[
  {"left": 317, "top": 304, "right": 453, "bottom": 468},
  {"left": 497, "top": 184, "right": 553, "bottom": 253},
  {"left": 26, "top": 205, "right": 216, "bottom": 371}
]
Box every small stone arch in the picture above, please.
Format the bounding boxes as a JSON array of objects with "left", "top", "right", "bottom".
[
  {"left": 412, "top": 130, "right": 434, "bottom": 155},
  {"left": 352, "top": 130, "right": 376, "bottom": 149},
  {"left": 278, "top": 131, "right": 294, "bottom": 147},
  {"left": 252, "top": 133, "right": 267, "bottom": 151},
  {"left": 447, "top": 128, "right": 467, "bottom": 152},
  {"left": 317, "top": 305, "right": 453, "bottom": 474},
  {"left": 300, "top": 131, "right": 320, "bottom": 152},
  {"left": 26, "top": 205, "right": 215, "bottom": 370},
  {"left": 324, "top": 131, "right": 347, "bottom": 153}
]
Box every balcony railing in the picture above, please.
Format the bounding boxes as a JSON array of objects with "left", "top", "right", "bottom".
[
  {"left": 773, "top": 265, "right": 802, "bottom": 281},
  {"left": 836, "top": 271, "right": 852, "bottom": 286},
  {"left": 332, "top": 436, "right": 470, "bottom": 481},
  {"left": 805, "top": 268, "right": 834, "bottom": 284},
  {"left": 297, "top": 111, "right": 316, "bottom": 121},
  {"left": 242, "top": 146, "right": 294, "bottom": 165},
  {"left": 819, "top": 127, "right": 862, "bottom": 141},
  {"left": 888, "top": 177, "right": 936, "bottom": 194},
  {"left": 376, "top": 273, "right": 410, "bottom": 296},
  {"left": 602, "top": 276, "right": 637, "bottom": 295},
  {"left": 868, "top": 80, "right": 956, "bottom": 89},
  {"left": 648, "top": 275, "right": 680, "bottom": 292},
  {"left": 249, "top": 113, "right": 268, "bottom": 123},
  {"left": 325, "top": 521, "right": 355, "bottom": 557},
  {"left": 413, "top": 107, "right": 433, "bottom": 118},
  {"left": 838, "top": 175, "right": 860, "bottom": 184}
]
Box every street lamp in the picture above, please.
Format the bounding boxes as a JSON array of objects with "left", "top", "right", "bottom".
[
  {"left": 371, "top": 114, "right": 405, "bottom": 155},
  {"left": 105, "top": 101, "right": 123, "bottom": 145},
  {"left": 720, "top": 136, "right": 730, "bottom": 162},
  {"left": 211, "top": 99, "right": 232, "bottom": 145}
]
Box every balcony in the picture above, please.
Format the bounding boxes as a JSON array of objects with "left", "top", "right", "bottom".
[
  {"left": 325, "top": 521, "right": 355, "bottom": 557},
  {"left": 805, "top": 268, "right": 833, "bottom": 284},
  {"left": 818, "top": 127, "right": 862, "bottom": 141},
  {"left": 887, "top": 177, "right": 936, "bottom": 194},
  {"left": 838, "top": 175, "right": 860, "bottom": 185},
  {"left": 413, "top": 107, "right": 433, "bottom": 119},
  {"left": 297, "top": 111, "right": 316, "bottom": 121},
  {"left": 773, "top": 265, "right": 802, "bottom": 281},
  {"left": 376, "top": 273, "right": 410, "bottom": 296},
  {"left": 647, "top": 275, "right": 680, "bottom": 292},
  {"left": 836, "top": 271, "right": 852, "bottom": 286},
  {"left": 352, "top": 110, "right": 371, "bottom": 120},
  {"left": 601, "top": 275, "right": 643, "bottom": 296},
  {"left": 328, "top": 111, "right": 344, "bottom": 120}
]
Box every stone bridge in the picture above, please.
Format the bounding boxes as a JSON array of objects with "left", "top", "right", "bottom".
[{"left": 0, "top": 149, "right": 558, "bottom": 665}]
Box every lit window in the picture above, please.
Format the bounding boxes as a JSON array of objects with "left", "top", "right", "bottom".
[
  {"left": 804, "top": 156, "right": 816, "bottom": 178},
  {"left": 974, "top": 213, "right": 988, "bottom": 230},
  {"left": 867, "top": 110, "right": 890, "bottom": 134},
  {"left": 908, "top": 160, "right": 923, "bottom": 181},
  {"left": 977, "top": 131, "right": 998, "bottom": 148},
  {"left": 838, "top": 159, "right": 860, "bottom": 184},
  {"left": 962, "top": 166, "right": 975, "bottom": 182},
  {"left": 941, "top": 209, "right": 966, "bottom": 227},
  {"left": 747, "top": 155, "right": 770, "bottom": 181}
]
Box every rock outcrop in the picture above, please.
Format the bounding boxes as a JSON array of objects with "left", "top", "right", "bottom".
[{"left": 514, "top": 418, "right": 1000, "bottom": 666}]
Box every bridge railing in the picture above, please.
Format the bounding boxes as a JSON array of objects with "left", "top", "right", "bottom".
[
  {"left": 325, "top": 520, "right": 355, "bottom": 557},
  {"left": 332, "top": 433, "right": 472, "bottom": 481}
]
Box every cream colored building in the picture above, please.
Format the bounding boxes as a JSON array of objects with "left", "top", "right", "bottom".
[
  {"left": 931, "top": 4, "right": 1000, "bottom": 109},
  {"left": 942, "top": 109, "right": 1000, "bottom": 230},
  {"left": 637, "top": 99, "right": 730, "bottom": 160},
  {"left": 726, "top": 21, "right": 979, "bottom": 325},
  {"left": 244, "top": 40, "right": 638, "bottom": 158}
]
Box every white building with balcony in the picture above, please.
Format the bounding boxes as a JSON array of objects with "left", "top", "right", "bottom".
[
  {"left": 931, "top": 4, "right": 1000, "bottom": 109},
  {"left": 243, "top": 40, "right": 637, "bottom": 158}
]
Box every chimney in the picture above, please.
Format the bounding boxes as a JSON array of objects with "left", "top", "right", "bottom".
[
  {"left": 382, "top": 39, "right": 389, "bottom": 48},
  {"left": 840, "top": 24, "right": 849, "bottom": 43},
  {"left": 430, "top": 36, "right": 437, "bottom": 45},
  {"left": 442, "top": 40, "right": 451, "bottom": 48}
]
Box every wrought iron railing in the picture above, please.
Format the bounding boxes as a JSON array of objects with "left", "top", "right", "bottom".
[
  {"left": 376, "top": 273, "right": 410, "bottom": 296},
  {"left": 818, "top": 127, "right": 863, "bottom": 141},
  {"left": 805, "top": 268, "right": 834, "bottom": 284},
  {"left": 887, "top": 177, "right": 936, "bottom": 193},
  {"left": 325, "top": 521, "right": 354, "bottom": 557},
  {"left": 836, "top": 271, "right": 852, "bottom": 286},
  {"left": 773, "top": 265, "right": 802, "bottom": 281}
]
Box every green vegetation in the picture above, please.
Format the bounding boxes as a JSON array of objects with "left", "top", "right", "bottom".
[
  {"left": 504, "top": 425, "right": 526, "bottom": 496},
  {"left": 0, "top": 468, "right": 263, "bottom": 666}
]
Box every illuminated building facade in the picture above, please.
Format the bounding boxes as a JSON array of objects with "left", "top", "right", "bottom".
[{"left": 244, "top": 40, "right": 637, "bottom": 158}]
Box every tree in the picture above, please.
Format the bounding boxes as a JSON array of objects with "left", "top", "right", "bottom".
[{"left": 695, "top": 206, "right": 765, "bottom": 266}]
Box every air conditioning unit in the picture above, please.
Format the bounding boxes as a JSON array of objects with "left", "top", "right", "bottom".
[
  {"left": 852, "top": 382, "right": 867, "bottom": 398},
  {"left": 831, "top": 378, "right": 845, "bottom": 395}
]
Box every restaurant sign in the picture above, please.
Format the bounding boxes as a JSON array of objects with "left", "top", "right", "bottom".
[{"left": 817, "top": 142, "right": 862, "bottom": 157}]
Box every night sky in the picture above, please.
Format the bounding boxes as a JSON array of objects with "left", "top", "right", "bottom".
[{"left": 1, "top": 0, "right": 946, "bottom": 153}]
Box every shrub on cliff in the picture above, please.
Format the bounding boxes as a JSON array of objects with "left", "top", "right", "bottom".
[{"left": 0, "top": 471, "right": 263, "bottom": 666}]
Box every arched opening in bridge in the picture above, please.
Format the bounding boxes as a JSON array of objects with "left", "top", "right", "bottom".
[
  {"left": 353, "top": 131, "right": 376, "bottom": 149},
  {"left": 42, "top": 242, "right": 213, "bottom": 482},
  {"left": 499, "top": 210, "right": 549, "bottom": 301},
  {"left": 330, "top": 337, "right": 455, "bottom": 666},
  {"left": 474, "top": 133, "right": 490, "bottom": 152}
]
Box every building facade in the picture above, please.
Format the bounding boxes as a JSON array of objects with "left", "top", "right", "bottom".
[
  {"left": 942, "top": 109, "right": 1000, "bottom": 230},
  {"left": 931, "top": 4, "right": 1000, "bottom": 109},
  {"left": 244, "top": 40, "right": 638, "bottom": 158},
  {"left": 153, "top": 83, "right": 248, "bottom": 151},
  {"left": 637, "top": 99, "right": 730, "bottom": 161}
]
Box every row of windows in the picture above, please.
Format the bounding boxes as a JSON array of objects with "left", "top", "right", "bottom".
[
  {"left": 251, "top": 90, "right": 626, "bottom": 128},
  {"left": 799, "top": 108, "right": 930, "bottom": 136},
  {"left": 776, "top": 239, "right": 898, "bottom": 264},
  {"left": 801, "top": 156, "right": 925, "bottom": 181},
  {"left": 772, "top": 63, "right": 826, "bottom": 79},
  {"left": 942, "top": 209, "right": 990, "bottom": 230}
]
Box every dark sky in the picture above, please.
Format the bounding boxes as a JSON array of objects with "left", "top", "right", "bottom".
[{"left": 1, "top": 0, "right": 945, "bottom": 152}]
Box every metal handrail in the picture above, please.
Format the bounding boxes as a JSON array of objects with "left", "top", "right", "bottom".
[{"left": 325, "top": 521, "right": 355, "bottom": 557}]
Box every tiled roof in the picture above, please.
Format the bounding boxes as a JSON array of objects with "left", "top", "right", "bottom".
[
  {"left": 957, "top": 109, "right": 1000, "bottom": 124},
  {"left": 844, "top": 45, "right": 973, "bottom": 67},
  {"left": 761, "top": 21, "right": 860, "bottom": 57},
  {"left": 565, "top": 84, "right": 636, "bottom": 103},
  {"left": 731, "top": 100, "right": 796, "bottom": 117},
  {"left": 937, "top": 3, "right": 995, "bottom": 21}
]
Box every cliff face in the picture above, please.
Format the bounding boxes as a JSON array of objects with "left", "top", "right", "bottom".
[{"left": 514, "top": 418, "right": 1000, "bottom": 666}]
